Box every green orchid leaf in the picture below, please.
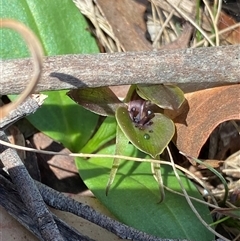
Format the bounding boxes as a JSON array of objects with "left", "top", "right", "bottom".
[
  {"left": 106, "top": 125, "right": 130, "bottom": 195},
  {"left": 1, "top": 0, "right": 100, "bottom": 152},
  {"left": 26, "top": 90, "right": 98, "bottom": 152},
  {"left": 116, "top": 106, "right": 175, "bottom": 158},
  {"left": 137, "top": 84, "right": 185, "bottom": 110},
  {"left": 123, "top": 84, "right": 138, "bottom": 103},
  {"left": 80, "top": 116, "right": 117, "bottom": 154},
  {"left": 0, "top": 0, "right": 99, "bottom": 57},
  {"left": 67, "top": 87, "right": 123, "bottom": 116},
  {"left": 75, "top": 144, "right": 214, "bottom": 241}
]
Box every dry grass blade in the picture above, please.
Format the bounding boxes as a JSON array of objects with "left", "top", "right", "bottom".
[
  {"left": 73, "top": 0, "right": 123, "bottom": 52},
  {"left": 152, "top": 0, "right": 182, "bottom": 47},
  {"left": 171, "top": 149, "right": 231, "bottom": 241},
  {"left": 193, "top": 22, "right": 240, "bottom": 47},
  {"left": 223, "top": 150, "right": 240, "bottom": 178},
  {"left": 74, "top": 0, "right": 237, "bottom": 51}
]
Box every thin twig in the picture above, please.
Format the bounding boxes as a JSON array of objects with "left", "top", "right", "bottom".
[
  {"left": 177, "top": 151, "right": 231, "bottom": 241},
  {"left": 193, "top": 22, "right": 240, "bottom": 48},
  {"left": 152, "top": 0, "right": 182, "bottom": 47},
  {"left": 202, "top": 0, "right": 219, "bottom": 46}
]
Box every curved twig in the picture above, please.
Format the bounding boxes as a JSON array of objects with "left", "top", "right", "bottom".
[{"left": 0, "top": 19, "right": 43, "bottom": 120}]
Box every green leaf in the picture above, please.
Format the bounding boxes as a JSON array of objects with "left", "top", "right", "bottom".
[
  {"left": 1, "top": 0, "right": 100, "bottom": 152},
  {"left": 75, "top": 145, "right": 214, "bottom": 241},
  {"left": 123, "top": 84, "right": 138, "bottom": 103},
  {"left": 0, "top": 0, "right": 99, "bottom": 58},
  {"left": 80, "top": 116, "right": 117, "bottom": 153},
  {"left": 67, "top": 87, "right": 123, "bottom": 116},
  {"left": 116, "top": 106, "right": 175, "bottom": 158},
  {"left": 25, "top": 90, "right": 97, "bottom": 152},
  {"left": 106, "top": 125, "right": 130, "bottom": 195},
  {"left": 137, "top": 84, "right": 185, "bottom": 110}
]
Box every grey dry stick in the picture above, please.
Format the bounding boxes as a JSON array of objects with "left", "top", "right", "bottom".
[{"left": 1, "top": 45, "right": 239, "bottom": 95}]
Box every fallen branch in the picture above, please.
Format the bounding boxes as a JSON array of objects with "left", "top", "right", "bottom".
[
  {"left": 0, "top": 171, "right": 187, "bottom": 241},
  {"left": 1, "top": 45, "right": 239, "bottom": 95},
  {"left": 0, "top": 174, "right": 95, "bottom": 241}
]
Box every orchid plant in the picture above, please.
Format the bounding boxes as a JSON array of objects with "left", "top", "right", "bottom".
[{"left": 68, "top": 84, "right": 185, "bottom": 201}]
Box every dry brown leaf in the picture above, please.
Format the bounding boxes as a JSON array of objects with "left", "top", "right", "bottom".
[
  {"left": 172, "top": 85, "right": 240, "bottom": 157},
  {"left": 159, "top": 22, "right": 194, "bottom": 50},
  {"left": 96, "top": 0, "right": 151, "bottom": 51},
  {"left": 218, "top": 11, "right": 240, "bottom": 45},
  {"left": 31, "top": 132, "right": 83, "bottom": 193},
  {"left": 6, "top": 125, "right": 26, "bottom": 161}
]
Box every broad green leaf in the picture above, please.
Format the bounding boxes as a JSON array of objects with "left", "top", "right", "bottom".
[
  {"left": 80, "top": 116, "right": 117, "bottom": 154},
  {"left": 137, "top": 84, "right": 185, "bottom": 110},
  {"left": 75, "top": 145, "right": 214, "bottom": 241},
  {"left": 106, "top": 125, "right": 130, "bottom": 195},
  {"left": 67, "top": 87, "right": 123, "bottom": 116},
  {"left": 116, "top": 106, "right": 175, "bottom": 158},
  {"left": 26, "top": 90, "right": 98, "bottom": 152},
  {"left": 1, "top": 0, "right": 99, "bottom": 151},
  {"left": 0, "top": 0, "right": 98, "bottom": 57}
]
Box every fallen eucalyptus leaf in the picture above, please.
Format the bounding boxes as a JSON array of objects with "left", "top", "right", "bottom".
[
  {"left": 172, "top": 85, "right": 240, "bottom": 157},
  {"left": 95, "top": 0, "right": 151, "bottom": 51}
]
